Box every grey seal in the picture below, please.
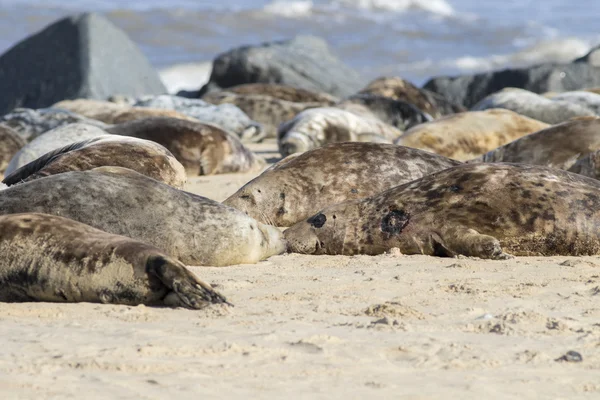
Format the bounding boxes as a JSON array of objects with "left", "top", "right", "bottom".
[
  {"left": 0, "top": 213, "right": 227, "bottom": 308},
  {"left": 285, "top": 163, "right": 600, "bottom": 258},
  {"left": 0, "top": 167, "right": 286, "bottom": 266}
]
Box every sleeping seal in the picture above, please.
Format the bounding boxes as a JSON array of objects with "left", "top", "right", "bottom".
[
  {"left": 0, "top": 167, "right": 286, "bottom": 266},
  {"left": 284, "top": 163, "right": 600, "bottom": 258},
  {"left": 107, "top": 117, "right": 265, "bottom": 176},
  {"left": 0, "top": 125, "right": 25, "bottom": 175},
  {"left": 278, "top": 107, "right": 403, "bottom": 156},
  {"left": 396, "top": 109, "right": 549, "bottom": 160},
  {"left": 224, "top": 142, "right": 461, "bottom": 227},
  {"left": 471, "top": 88, "right": 596, "bottom": 124},
  {"left": 472, "top": 116, "right": 600, "bottom": 170},
  {"left": 334, "top": 94, "right": 432, "bottom": 131},
  {"left": 3, "top": 135, "right": 187, "bottom": 188},
  {"left": 0, "top": 213, "right": 227, "bottom": 308}
]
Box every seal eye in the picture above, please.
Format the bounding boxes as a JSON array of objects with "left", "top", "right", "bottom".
[
  {"left": 449, "top": 185, "right": 462, "bottom": 193},
  {"left": 308, "top": 213, "right": 327, "bottom": 228},
  {"left": 381, "top": 210, "right": 410, "bottom": 235}
]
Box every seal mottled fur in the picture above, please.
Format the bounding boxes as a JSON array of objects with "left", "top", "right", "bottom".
[
  {"left": 0, "top": 167, "right": 286, "bottom": 266},
  {"left": 277, "top": 107, "right": 403, "bottom": 156},
  {"left": 224, "top": 142, "right": 461, "bottom": 227},
  {"left": 472, "top": 116, "right": 600, "bottom": 170},
  {"left": 284, "top": 163, "right": 600, "bottom": 258},
  {"left": 0, "top": 213, "right": 227, "bottom": 308},
  {"left": 396, "top": 109, "right": 549, "bottom": 160},
  {"left": 0, "top": 124, "right": 25, "bottom": 174},
  {"left": 2, "top": 135, "right": 187, "bottom": 188},
  {"left": 107, "top": 117, "right": 265, "bottom": 176}
]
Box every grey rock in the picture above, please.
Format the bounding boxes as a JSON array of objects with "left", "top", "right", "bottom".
[
  {"left": 133, "top": 95, "right": 264, "bottom": 141},
  {"left": 574, "top": 45, "right": 600, "bottom": 66},
  {"left": 199, "top": 36, "right": 363, "bottom": 98},
  {"left": 424, "top": 63, "right": 600, "bottom": 108},
  {"left": 5, "top": 123, "right": 108, "bottom": 174},
  {"left": 0, "top": 13, "right": 166, "bottom": 115},
  {"left": 0, "top": 107, "right": 109, "bottom": 142}
]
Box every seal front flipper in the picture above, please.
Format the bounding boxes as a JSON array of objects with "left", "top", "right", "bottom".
[
  {"left": 434, "top": 227, "right": 513, "bottom": 260},
  {"left": 146, "top": 255, "right": 230, "bottom": 309}
]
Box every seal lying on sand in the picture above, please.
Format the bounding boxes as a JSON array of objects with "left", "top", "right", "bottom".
[
  {"left": 471, "top": 88, "right": 596, "bottom": 124},
  {"left": 396, "top": 109, "right": 549, "bottom": 160},
  {"left": 211, "top": 83, "right": 339, "bottom": 104},
  {"left": 5, "top": 124, "right": 108, "bottom": 174},
  {"left": 277, "top": 107, "right": 403, "bottom": 156},
  {"left": 202, "top": 91, "right": 321, "bottom": 140},
  {"left": 334, "top": 94, "right": 432, "bottom": 131},
  {"left": 54, "top": 99, "right": 199, "bottom": 124},
  {"left": 131, "top": 95, "right": 264, "bottom": 142},
  {"left": 0, "top": 125, "right": 25, "bottom": 175},
  {"left": 0, "top": 107, "right": 108, "bottom": 142},
  {"left": 0, "top": 167, "right": 286, "bottom": 266},
  {"left": 224, "top": 142, "right": 461, "bottom": 227},
  {"left": 3, "top": 135, "right": 186, "bottom": 188},
  {"left": 358, "top": 76, "right": 466, "bottom": 118},
  {"left": 284, "top": 163, "right": 600, "bottom": 258},
  {"left": 0, "top": 213, "right": 227, "bottom": 308},
  {"left": 472, "top": 116, "right": 600, "bottom": 170},
  {"left": 107, "top": 117, "right": 265, "bottom": 176}
]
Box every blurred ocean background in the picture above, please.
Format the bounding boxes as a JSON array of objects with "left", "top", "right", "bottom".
[{"left": 0, "top": 0, "right": 598, "bottom": 92}]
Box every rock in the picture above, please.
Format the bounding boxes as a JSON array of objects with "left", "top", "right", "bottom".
[
  {"left": 199, "top": 36, "right": 363, "bottom": 98},
  {"left": 132, "top": 95, "right": 264, "bottom": 141},
  {"left": 574, "top": 45, "right": 600, "bottom": 66},
  {"left": 471, "top": 88, "right": 596, "bottom": 124},
  {"left": 0, "top": 108, "right": 109, "bottom": 142},
  {"left": 555, "top": 351, "right": 583, "bottom": 363},
  {"left": 424, "top": 63, "right": 600, "bottom": 108},
  {"left": 0, "top": 13, "right": 166, "bottom": 115},
  {"left": 5, "top": 123, "right": 108, "bottom": 174}
]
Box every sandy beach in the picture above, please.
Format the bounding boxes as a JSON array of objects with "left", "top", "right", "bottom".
[{"left": 1, "top": 142, "right": 599, "bottom": 399}]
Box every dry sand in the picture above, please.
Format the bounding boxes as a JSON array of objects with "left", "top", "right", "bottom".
[{"left": 1, "top": 142, "right": 600, "bottom": 399}]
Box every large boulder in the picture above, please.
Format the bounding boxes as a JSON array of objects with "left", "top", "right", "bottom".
[
  {"left": 199, "top": 36, "right": 363, "bottom": 98},
  {"left": 424, "top": 63, "right": 600, "bottom": 108},
  {"left": 0, "top": 13, "right": 166, "bottom": 116}
]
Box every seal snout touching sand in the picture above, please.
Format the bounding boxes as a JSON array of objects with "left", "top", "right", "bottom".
[
  {"left": 0, "top": 213, "right": 228, "bottom": 308},
  {"left": 284, "top": 163, "right": 600, "bottom": 259}
]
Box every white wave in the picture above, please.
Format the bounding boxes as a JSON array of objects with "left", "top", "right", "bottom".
[
  {"left": 264, "top": 0, "right": 314, "bottom": 17},
  {"left": 159, "top": 62, "right": 213, "bottom": 94},
  {"left": 332, "top": 0, "right": 454, "bottom": 15},
  {"left": 446, "top": 38, "right": 592, "bottom": 72}
]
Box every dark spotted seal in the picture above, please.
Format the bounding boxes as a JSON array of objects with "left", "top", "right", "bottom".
[
  {"left": 358, "top": 76, "right": 466, "bottom": 118},
  {"left": 2, "top": 135, "right": 186, "bottom": 188},
  {"left": 277, "top": 107, "right": 403, "bottom": 156},
  {"left": 284, "top": 163, "right": 600, "bottom": 258},
  {"left": 0, "top": 213, "right": 227, "bottom": 308},
  {"left": 396, "top": 109, "right": 549, "bottom": 160},
  {"left": 0, "top": 167, "right": 286, "bottom": 266},
  {"left": 0, "top": 124, "right": 25, "bottom": 175},
  {"left": 224, "top": 142, "right": 461, "bottom": 227},
  {"left": 107, "top": 117, "right": 265, "bottom": 176},
  {"left": 335, "top": 94, "right": 432, "bottom": 131},
  {"left": 472, "top": 116, "right": 600, "bottom": 170}
]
